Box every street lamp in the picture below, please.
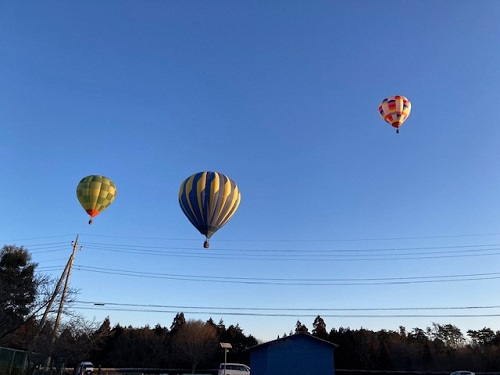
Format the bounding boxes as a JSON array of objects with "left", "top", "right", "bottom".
[{"left": 220, "top": 342, "right": 232, "bottom": 375}]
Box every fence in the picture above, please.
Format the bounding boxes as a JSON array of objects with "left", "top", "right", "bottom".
[{"left": 0, "top": 347, "right": 28, "bottom": 375}]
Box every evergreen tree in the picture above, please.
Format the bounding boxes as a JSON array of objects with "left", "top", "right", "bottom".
[
  {"left": 0, "top": 245, "right": 38, "bottom": 343},
  {"left": 432, "top": 323, "right": 465, "bottom": 348},
  {"left": 217, "top": 319, "right": 226, "bottom": 333},
  {"left": 170, "top": 312, "right": 186, "bottom": 335},
  {"left": 467, "top": 327, "right": 496, "bottom": 347},
  {"left": 408, "top": 327, "right": 429, "bottom": 344},
  {"left": 206, "top": 318, "right": 217, "bottom": 330},
  {"left": 294, "top": 320, "right": 309, "bottom": 334},
  {"left": 312, "top": 315, "right": 328, "bottom": 340}
]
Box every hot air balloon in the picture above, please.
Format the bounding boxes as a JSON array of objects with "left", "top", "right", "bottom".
[
  {"left": 179, "top": 171, "right": 241, "bottom": 248},
  {"left": 76, "top": 175, "right": 117, "bottom": 224},
  {"left": 379, "top": 95, "right": 412, "bottom": 133}
]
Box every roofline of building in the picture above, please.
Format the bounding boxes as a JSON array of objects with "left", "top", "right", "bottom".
[{"left": 249, "top": 331, "right": 338, "bottom": 351}]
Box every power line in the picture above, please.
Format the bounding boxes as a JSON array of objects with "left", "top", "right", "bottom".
[
  {"left": 5, "top": 231, "right": 500, "bottom": 245},
  {"left": 83, "top": 241, "right": 500, "bottom": 253},
  {"left": 74, "top": 300, "right": 500, "bottom": 312},
  {"left": 72, "top": 264, "right": 500, "bottom": 286},
  {"left": 0, "top": 235, "right": 76, "bottom": 243},
  {"left": 69, "top": 300, "right": 500, "bottom": 319},
  {"left": 79, "top": 242, "right": 500, "bottom": 262},
  {"left": 70, "top": 307, "right": 500, "bottom": 319},
  {"left": 7, "top": 235, "right": 500, "bottom": 262},
  {"left": 78, "top": 232, "right": 500, "bottom": 242}
]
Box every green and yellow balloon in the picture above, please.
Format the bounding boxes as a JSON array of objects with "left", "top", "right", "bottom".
[
  {"left": 179, "top": 171, "right": 241, "bottom": 248},
  {"left": 76, "top": 175, "right": 117, "bottom": 224}
]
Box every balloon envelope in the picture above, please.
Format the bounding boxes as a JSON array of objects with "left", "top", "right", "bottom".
[
  {"left": 76, "top": 175, "right": 117, "bottom": 222},
  {"left": 379, "top": 95, "right": 412, "bottom": 131},
  {"left": 178, "top": 171, "right": 241, "bottom": 242}
]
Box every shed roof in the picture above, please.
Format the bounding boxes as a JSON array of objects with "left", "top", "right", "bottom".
[{"left": 250, "top": 332, "right": 337, "bottom": 351}]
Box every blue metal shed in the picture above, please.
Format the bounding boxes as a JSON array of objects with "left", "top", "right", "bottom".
[{"left": 249, "top": 332, "right": 336, "bottom": 375}]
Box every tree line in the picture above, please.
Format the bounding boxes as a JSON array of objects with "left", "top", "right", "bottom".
[
  {"left": 295, "top": 317, "right": 500, "bottom": 372},
  {"left": 1, "top": 245, "right": 500, "bottom": 373}
]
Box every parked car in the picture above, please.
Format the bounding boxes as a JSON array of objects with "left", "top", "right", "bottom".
[
  {"left": 450, "top": 371, "right": 475, "bottom": 375},
  {"left": 74, "top": 362, "right": 94, "bottom": 375},
  {"left": 217, "top": 363, "right": 250, "bottom": 375}
]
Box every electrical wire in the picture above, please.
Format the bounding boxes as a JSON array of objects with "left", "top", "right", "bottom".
[
  {"left": 71, "top": 264, "right": 500, "bottom": 286},
  {"left": 78, "top": 232, "right": 500, "bottom": 242},
  {"left": 68, "top": 300, "right": 500, "bottom": 319},
  {"left": 5, "top": 231, "right": 500, "bottom": 245},
  {"left": 73, "top": 300, "right": 500, "bottom": 311},
  {"left": 78, "top": 241, "right": 500, "bottom": 262}
]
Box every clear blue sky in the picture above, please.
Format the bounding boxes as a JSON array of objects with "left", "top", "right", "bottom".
[{"left": 1, "top": 1, "right": 500, "bottom": 343}]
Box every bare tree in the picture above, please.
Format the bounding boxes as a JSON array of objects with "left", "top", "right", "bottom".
[
  {"left": 171, "top": 319, "right": 218, "bottom": 374},
  {"left": 53, "top": 315, "right": 114, "bottom": 364}
]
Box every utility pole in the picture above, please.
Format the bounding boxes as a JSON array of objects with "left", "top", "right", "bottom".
[
  {"left": 28, "top": 257, "right": 71, "bottom": 355},
  {"left": 44, "top": 235, "right": 82, "bottom": 373}
]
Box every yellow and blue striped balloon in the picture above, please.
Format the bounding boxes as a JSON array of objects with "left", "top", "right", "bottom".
[{"left": 179, "top": 171, "right": 241, "bottom": 248}]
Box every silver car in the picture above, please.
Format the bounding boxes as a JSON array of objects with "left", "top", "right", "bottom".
[
  {"left": 450, "top": 371, "right": 475, "bottom": 375},
  {"left": 217, "top": 363, "right": 250, "bottom": 375}
]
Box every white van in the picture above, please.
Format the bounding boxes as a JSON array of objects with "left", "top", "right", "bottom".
[{"left": 217, "top": 363, "right": 250, "bottom": 375}]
